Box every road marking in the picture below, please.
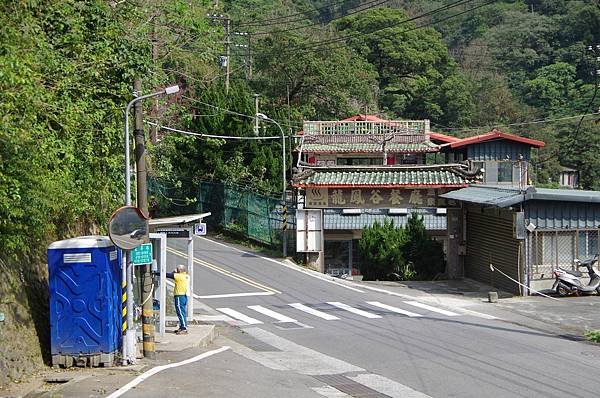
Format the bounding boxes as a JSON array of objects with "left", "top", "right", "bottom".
[
  {"left": 289, "top": 303, "right": 340, "bottom": 320},
  {"left": 168, "top": 246, "right": 280, "bottom": 294},
  {"left": 216, "top": 308, "right": 263, "bottom": 325},
  {"left": 312, "top": 386, "right": 352, "bottom": 397},
  {"left": 197, "top": 237, "right": 364, "bottom": 293},
  {"left": 236, "top": 327, "right": 431, "bottom": 397},
  {"left": 105, "top": 346, "right": 230, "bottom": 398},
  {"left": 196, "top": 292, "right": 276, "bottom": 299},
  {"left": 404, "top": 301, "right": 460, "bottom": 317},
  {"left": 366, "top": 301, "right": 423, "bottom": 317},
  {"left": 327, "top": 302, "right": 382, "bottom": 319},
  {"left": 248, "top": 305, "right": 298, "bottom": 323}
]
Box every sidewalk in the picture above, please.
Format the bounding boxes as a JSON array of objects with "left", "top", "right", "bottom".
[{"left": 5, "top": 323, "right": 216, "bottom": 398}]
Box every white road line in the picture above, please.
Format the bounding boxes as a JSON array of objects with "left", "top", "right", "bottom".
[
  {"left": 289, "top": 303, "right": 340, "bottom": 320},
  {"left": 312, "top": 386, "right": 352, "bottom": 397},
  {"left": 216, "top": 308, "right": 263, "bottom": 325},
  {"left": 248, "top": 305, "right": 297, "bottom": 323},
  {"left": 327, "top": 302, "right": 382, "bottom": 319},
  {"left": 105, "top": 346, "right": 230, "bottom": 398},
  {"left": 196, "top": 292, "right": 275, "bottom": 299},
  {"left": 366, "top": 301, "right": 423, "bottom": 318},
  {"left": 404, "top": 301, "right": 460, "bottom": 317}
]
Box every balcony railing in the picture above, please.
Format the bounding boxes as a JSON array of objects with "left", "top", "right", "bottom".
[{"left": 303, "top": 120, "right": 430, "bottom": 135}]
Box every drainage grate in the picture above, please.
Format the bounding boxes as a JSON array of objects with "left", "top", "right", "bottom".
[{"left": 314, "top": 374, "right": 391, "bottom": 397}]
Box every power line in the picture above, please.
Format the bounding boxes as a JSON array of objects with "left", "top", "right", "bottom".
[
  {"left": 274, "top": 0, "right": 496, "bottom": 57},
  {"left": 432, "top": 111, "right": 600, "bottom": 132},
  {"left": 145, "top": 120, "right": 282, "bottom": 140},
  {"left": 234, "top": 0, "right": 352, "bottom": 28},
  {"left": 251, "top": 0, "right": 390, "bottom": 36},
  {"left": 180, "top": 95, "right": 303, "bottom": 130}
]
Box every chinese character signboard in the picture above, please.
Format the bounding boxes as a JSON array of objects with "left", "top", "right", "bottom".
[{"left": 306, "top": 188, "right": 453, "bottom": 209}]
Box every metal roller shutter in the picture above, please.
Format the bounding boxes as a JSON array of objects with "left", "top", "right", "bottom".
[{"left": 466, "top": 210, "right": 521, "bottom": 294}]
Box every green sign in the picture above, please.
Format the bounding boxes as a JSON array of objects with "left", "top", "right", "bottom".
[{"left": 131, "top": 243, "right": 153, "bottom": 265}]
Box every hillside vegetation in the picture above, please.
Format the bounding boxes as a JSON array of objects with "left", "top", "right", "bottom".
[{"left": 1, "top": 0, "right": 599, "bottom": 387}]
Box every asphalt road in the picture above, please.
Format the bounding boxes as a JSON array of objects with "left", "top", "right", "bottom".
[{"left": 159, "top": 236, "right": 600, "bottom": 398}]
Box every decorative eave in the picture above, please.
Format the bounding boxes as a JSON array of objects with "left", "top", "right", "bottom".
[{"left": 291, "top": 164, "right": 482, "bottom": 189}]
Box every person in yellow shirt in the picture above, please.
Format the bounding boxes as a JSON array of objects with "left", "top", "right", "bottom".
[{"left": 166, "top": 264, "right": 190, "bottom": 335}]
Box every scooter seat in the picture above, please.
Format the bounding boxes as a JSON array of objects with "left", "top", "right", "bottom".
[{"left": 559, "top": 268, "right": 582, "bottom": 277}]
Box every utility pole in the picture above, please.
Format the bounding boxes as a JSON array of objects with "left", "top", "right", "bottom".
[
  {"left": 208, "top": 13, "right": 232, "bottom": 94},
  {"left": 225, "top": 17, "right": 231, "bottom": 94},
  {"left": 134, "top": 79, "right": 155, "bottom": 360},
  {"left": 150, "top": 21, "right": 159, "bottom": 144},
  {"left": 254, "top": 94, "right": 260, "bottom": 135}
]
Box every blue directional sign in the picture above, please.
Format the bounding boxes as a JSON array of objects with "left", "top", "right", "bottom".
[
  {"left": 194, "top": 222, "right": 207, "bottom": 236},
  {"left": 131, "top": 243, "right": 153, "bottom": 265}
]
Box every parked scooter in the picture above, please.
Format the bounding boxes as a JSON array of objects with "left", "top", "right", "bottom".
[{"left": 552, "top": 254, "right": 600, "bottom": 297}]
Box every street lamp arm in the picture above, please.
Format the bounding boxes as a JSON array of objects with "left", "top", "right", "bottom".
[{"left": 124, "top": 85, "right": 179, "bottom": 206}]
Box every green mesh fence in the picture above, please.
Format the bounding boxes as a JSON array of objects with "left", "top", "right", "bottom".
[{"left": 196, "top": 181, "right": 295, "bottom": 252}]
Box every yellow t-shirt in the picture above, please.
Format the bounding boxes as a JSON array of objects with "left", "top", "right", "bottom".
[{"left": 173, "top": 272, "right": 189, "bottom": 296}]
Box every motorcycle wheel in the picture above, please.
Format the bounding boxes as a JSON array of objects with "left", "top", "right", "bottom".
[{"left": 557, "top": 284, "right": 570, "bottom": 297}]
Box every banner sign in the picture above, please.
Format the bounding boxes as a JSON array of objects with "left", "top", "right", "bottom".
[{"left": 305, "top": 188, "right": 456, "bottom": 209}]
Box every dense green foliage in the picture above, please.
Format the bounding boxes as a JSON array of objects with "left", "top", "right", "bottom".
[
  {"left": 358, "top": 214, "right": 445, "bottom": 281},
  {"left": 358, "top": 219, "right": 407, "bottom": 280}
]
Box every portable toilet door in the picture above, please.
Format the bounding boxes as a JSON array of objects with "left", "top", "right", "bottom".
[{"left": 47, "top": 235, "right": 121, "bottom": 365}]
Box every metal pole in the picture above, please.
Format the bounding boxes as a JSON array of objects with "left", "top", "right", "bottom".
[
  {"left": 123, "top": 84, "right": 179, "bottom": 364},
  {"left": 187, "top": 231, "right": 194, "bottom": 321},
  {"left": 225, "top": 18, "right": 231, "bottom": 94},
  {"left": 134, "top": 79, "right": 156, "bottom": 360}
]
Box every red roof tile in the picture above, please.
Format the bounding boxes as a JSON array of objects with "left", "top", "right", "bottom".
[
  {"left": 340, "top": 114, "right": 387, "bottom": 122},
  {"left": 429, "top": 132, "right": 461, "bottom": 143},
  {"left": 449, "top": 129, "right": 545, "bottom": 148}
]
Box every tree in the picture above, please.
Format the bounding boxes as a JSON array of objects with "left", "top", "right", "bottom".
[
  {"left": 358, "top": 219, "right": 406, "bottom": 281},
  {"left": 335, "top": 8, "right": 473, "bottom": 126},
  {"left": 252, "top": 31, "right": 378, "bottom": 119},
  {"left": 402, "top": 213, "right": 446, "bottom": 279}
]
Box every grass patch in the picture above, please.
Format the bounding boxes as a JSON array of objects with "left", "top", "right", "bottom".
[{"left": 585, "top": 330, "right": 600, "bottom": 343}]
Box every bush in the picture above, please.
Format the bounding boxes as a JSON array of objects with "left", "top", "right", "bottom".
[
  {"left": 358, "top": 219, "right": 406, "bottom": 280},
  {"left": 357, "top": 213, "right": 446, "bottom": 281},
  {"left": 403, "top": 213, "right": 446, "bottom": 279},
  {"left": 585, "top": 330, "right": 600, "bottom": 343}
]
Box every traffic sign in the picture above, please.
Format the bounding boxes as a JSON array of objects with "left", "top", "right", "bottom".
[
  {"left": 194, "top": 223, "right": 207, "bottom": 236},
  {"left": 155, "top": 228, "right": 190, "bottom": 239},
  {"left": 131, "top": 243, "right": 153, "bottom": 265}
]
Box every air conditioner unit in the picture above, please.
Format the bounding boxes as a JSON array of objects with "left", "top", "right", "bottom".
[
  {"left": 388, "top": 208, "right": 408, "bottom": 215},
  {"left": 342, "top": 208, "right": 361, "bottom": 215},
  {"left": 436, "top": 208, "right": 447, "bottom": 215}
]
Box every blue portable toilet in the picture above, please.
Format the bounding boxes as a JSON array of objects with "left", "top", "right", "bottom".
[{"left": 48, "top": 236, "right": 122, "bottom": 367}]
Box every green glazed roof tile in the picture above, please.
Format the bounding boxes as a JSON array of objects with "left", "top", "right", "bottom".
[{"left": 294, "top": 168, "right": 477, "bottom": 187}]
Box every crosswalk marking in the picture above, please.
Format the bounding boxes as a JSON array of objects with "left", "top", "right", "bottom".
[
  {"left": 366, "top": 301, "right": 423, "bottom": 317},
  {"left": 403, "top": 301, "right": 460, "bottom": 317},
  {"left": 217, "top": 308, "right": 263, "bottom": 324},
  {"left": 326, "top": 302, "right": 382, "bottom": 319},
  {"left": 289, "top": 303, "right": 340, "bottom": 320},
  {"left": 248, "top": 305, "right": 297, "bottom": 323}
]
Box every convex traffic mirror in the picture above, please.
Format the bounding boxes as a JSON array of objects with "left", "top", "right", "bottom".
[{"left": 108, "top": 206, "right": 149, "bottom": 250}]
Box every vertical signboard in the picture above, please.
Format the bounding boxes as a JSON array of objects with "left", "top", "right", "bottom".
[{"left": 296, "top": 209, "right": 323, "bottom": 252}]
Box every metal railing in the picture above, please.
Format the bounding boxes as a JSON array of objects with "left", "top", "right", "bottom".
[
  {"left": 530, "top": 229, "right": 599, "bottom": 279},
  {"left": 303, "top": 120, "right": 430, "bottom": 135}
]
